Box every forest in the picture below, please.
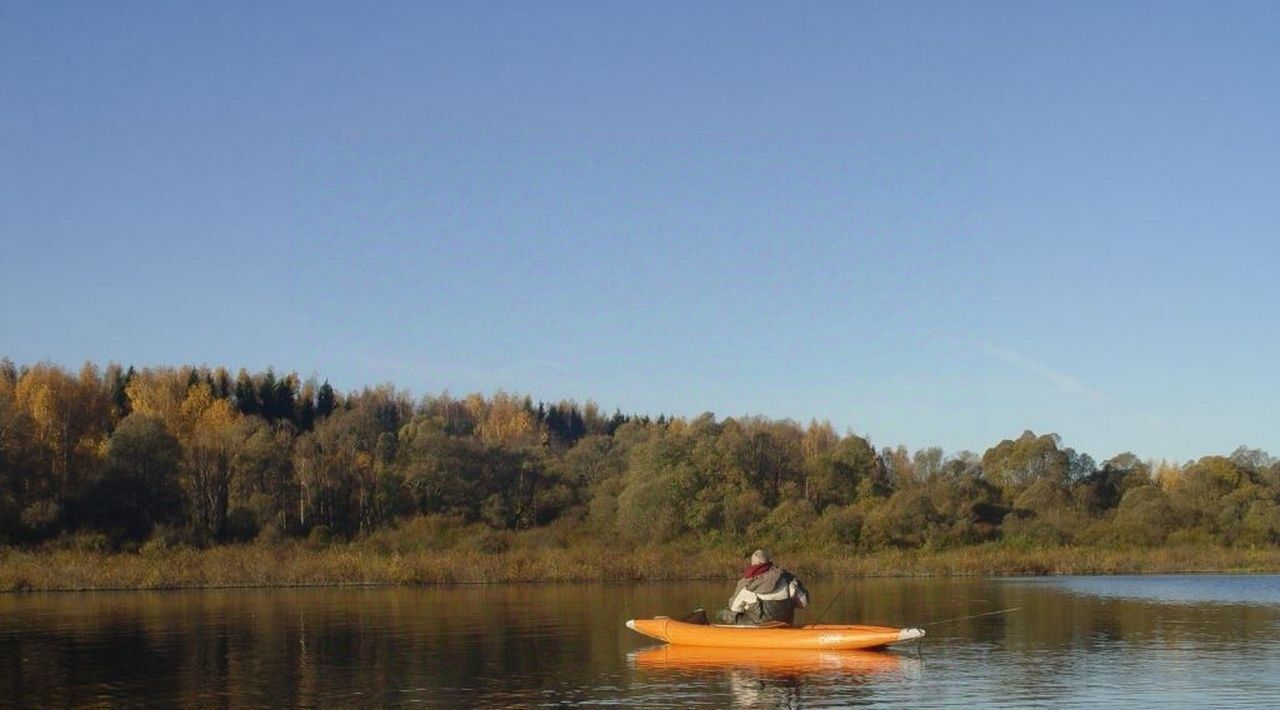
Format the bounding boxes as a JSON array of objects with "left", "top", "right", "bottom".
[{"left": 2, "top": 359, "right": 1279, "bottom": 561}]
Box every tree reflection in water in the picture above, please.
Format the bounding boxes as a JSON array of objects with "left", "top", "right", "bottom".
[{"left": 1, "top": 577, "right": 1279, "bottom": 707}]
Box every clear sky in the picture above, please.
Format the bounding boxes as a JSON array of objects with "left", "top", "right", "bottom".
[{"left": 3, "top": 2, "right": 1278, "bottom": 464}]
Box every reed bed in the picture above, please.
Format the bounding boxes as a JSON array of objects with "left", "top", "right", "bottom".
[{"left": 5, "top": 541, "right": 1280, "bottom": 592}]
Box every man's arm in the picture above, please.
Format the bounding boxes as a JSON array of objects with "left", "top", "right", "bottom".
[
  {"left": 788, "top": 576, "right": 810, "bottom": 608},
  {"left": 728, "top": 583, "right": 756, "bottom": 613}
]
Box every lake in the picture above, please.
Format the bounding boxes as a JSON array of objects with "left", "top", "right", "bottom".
[{"left": 3, "top": 575, "right": 1279, "bottom": 707}]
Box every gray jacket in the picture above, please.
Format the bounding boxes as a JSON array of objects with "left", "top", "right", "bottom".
[{"left": 725, "top": 565, "right": 809, "bottom": 625}]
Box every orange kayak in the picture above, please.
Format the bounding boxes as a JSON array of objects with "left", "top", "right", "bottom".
[
  {"left": 631, "top": 644, "right": 905, "bottom": 675},
  {"left": 626, "top": 618, "right": 925, "bottom": 650}
]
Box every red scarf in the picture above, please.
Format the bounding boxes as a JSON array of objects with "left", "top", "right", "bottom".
[{"left": 742, "top": 561, "right": 773, "bottom": 579}]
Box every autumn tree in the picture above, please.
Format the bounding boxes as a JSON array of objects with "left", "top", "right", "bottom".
[
  {"left": 0, "top": 383, "right": 43, "bottom": 540},
  {"left": 981, "top": 431, "right": 1070, "bottom": 499},
  {"left": 1110, "top": 485, "right": 1179, "bottom": 546},
  {"left": 1168, "top": 456, "right": 1251, "bottom": 537},
  {"left": 13, "top": 362, "right": 109, "bottom": 503},
  {"left": 808, "top": 434, "right": 881, "bottom": 509},
  {"left": 477, "top": 392, "right": 537, "bottom": 446},
  {"left": 882, "top": 445, "right": 917, "bottom": 489},
  {"left": 1077, "top": 453, "right": 1150, "bottom": 514},
  {"left": 398, "top": 418, "right": 484, "bottom": 519},
  {"left": 615, "top": 426, "right": 699, "bottom": 543},
  {"left": 180, "top": 383, "right": 241, "bottom": 541},
  {"left": 231, "top": 417, "right": 296, "bottom": 535},
  {"left": 913, "top": 447, "right": 945, "bottom": 482},
  {"left": 82, "top": 413, "right": 184, "bottom": 543},
  {"left": 862, "top": 488, "right": 943, "bottom": 548}
]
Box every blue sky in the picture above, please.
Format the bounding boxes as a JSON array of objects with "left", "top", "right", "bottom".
[{"left": 3, "top": 2, "right": 1278, "bottom": 464}]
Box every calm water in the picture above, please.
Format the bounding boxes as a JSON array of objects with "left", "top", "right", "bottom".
[{"left": 3, "top": 575, "right": 1280, "bottom": 707}]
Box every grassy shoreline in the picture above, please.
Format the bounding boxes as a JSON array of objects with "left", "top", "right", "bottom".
[{"left": 5, "top": 542, "right": 1280, "bottom": 592}]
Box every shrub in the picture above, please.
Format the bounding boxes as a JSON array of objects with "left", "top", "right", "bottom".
[
  {"left": 723, "top": 489, "right": 768, "bottom": 537},
  {"left": 225, "top": 506, "right": 260, "bottom": 543},
  {"left": 20, "top": 501, "right": 62, "bottom": 538},
  {"left": 1001, "top": 513, "right": 1071, "bottom": 547},
  {"left": 749, "top": 499, "right": 817, "bottom": 549},
  {"left": 49, "top": 531, "right": 112, "bottom": 553},
  {"left": 1110, "top": 486, "right": 1178, "bottom": 546},
  {"left": 614, "top": 475, "right": 683, "bottom": 543},
  {"left": 306, "top": 525, "right": 332, "bottom": 547},
  {"left": 585, "top": 483, "right": 620, "bottom": 534},
  {"left": 1239, "top": 500, "right": 1280, "bottom": 545},
  {"left": 477, "top": 529, "right": 512, "bottom": 554},
  {"left": 141, "top": 524, "right": 195, "bottom": 555},
  {"left": 815, "top": 504, "right": 863, "bottom": 545},
  {"left": 255, "top": 522, "right": 284, "bottom": 545},
  {"left": 1013, "top": 479, "right": 1071, "bottom": 514},
  {"left": 372, "top": 514, "right": 467, "bottom": 553},
  {"left": 862, "top": 489, "right": 942, "bottom": 549}
]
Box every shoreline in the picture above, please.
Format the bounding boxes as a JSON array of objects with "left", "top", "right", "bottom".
[{"left": 5, "top": 543, "right": 1280, "bottom": 593}]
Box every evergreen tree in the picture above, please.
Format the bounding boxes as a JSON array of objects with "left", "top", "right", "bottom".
[
  {"left": 546, "top": 406, "right": 566, "bottom": 440},
  {"left": 298, "top": 380, "right": 317, "bottom": 431},
  {"left": 234, "top": 369, "right": 258, "bottom": 416},
  {"left": 568, "top": 407, "right": 586, "bottom": 442},
  {"left": 108, "top": 365, "right": 134, "bottom": 419},
  {"left": 608, "top": 409, "right": 628, "bottom": 435},
  {"left": 0, "top": 357, "right": 17, "bottom": 388},
  {"left": 299, "top": 394, "right": 316, "bottom": 431},
  {"left": 316, "top": 381, "right": 336, "bottom": 419},
  {"left": 212, "top": 367, "right": 232, "bottom": 400},
  {"left": 257, "top": 370, "right": 278, "bottom": 421},
  {"left": 274, "top": 374, "right": 298, "bottom": 425}
]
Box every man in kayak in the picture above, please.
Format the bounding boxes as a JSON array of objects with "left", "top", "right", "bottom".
[{"left": 717, "top": 549, "right": 809, "bottom": 625}]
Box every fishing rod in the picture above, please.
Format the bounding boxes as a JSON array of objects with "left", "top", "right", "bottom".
[
  {"left": 809, "top": 586, "right": 846, "bottom": 625},
  {"left": 920, "top": 606, "right": 1022, "bottom": 628}
]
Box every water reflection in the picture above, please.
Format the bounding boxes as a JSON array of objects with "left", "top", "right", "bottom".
[
  {"left": 630, "top": 645, "right": 908, "bottom": 675},
  {"left": 631, "top": 645, "right": 918, "bottom": 709},
  {"left": 1028, "top": 574, "right": 1280, "bottom": 606},
  {"left": 0, "top": 576, "right": 1278, "bottom": 707},
  {"left": 0, "top": 587, "right": 614, "bottom": 707}
]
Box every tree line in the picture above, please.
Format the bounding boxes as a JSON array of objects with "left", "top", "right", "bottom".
[{"left": 1, "top": 358, "right": 1278, "bottom": 551}]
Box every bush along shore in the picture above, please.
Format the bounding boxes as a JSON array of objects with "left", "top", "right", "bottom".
[
  {"left": 5, "top": 359, "right": 1280, "bottom": 593},
  {"left": 6, "top": 535, "right": 1280, "bottom": 592}
]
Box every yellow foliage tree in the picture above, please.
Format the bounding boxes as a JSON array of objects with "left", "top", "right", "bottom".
[
  {"left": 1154, "top": 460, "right": 1183, "bottom": 491},
  {"left": 802, "top": 419, "right": 838, "bottom": 461},
  {"left": 479, "top": 392, "right": 535, "bottom": 445},
  {"left": 182, "top": 385, "right": 242, "bottom": 540},
  {"left": 125, "top": 367, "right": 192, "bottom": 435},
  {"left": 13, "top": 362, "right": 109, "bottom": 499}
]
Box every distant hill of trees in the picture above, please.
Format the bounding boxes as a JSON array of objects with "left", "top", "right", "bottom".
[{"left": 2, "top": 358, "right": 1278, "bottom": 552}]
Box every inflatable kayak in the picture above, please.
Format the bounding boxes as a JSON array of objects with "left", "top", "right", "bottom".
[{"left": 626, "top": 618, "right": 925, "bottom": 650}]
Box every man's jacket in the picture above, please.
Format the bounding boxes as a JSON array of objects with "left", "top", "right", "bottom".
[{"left": 726, "top": 564, "right": 809, "bottom": 625}]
